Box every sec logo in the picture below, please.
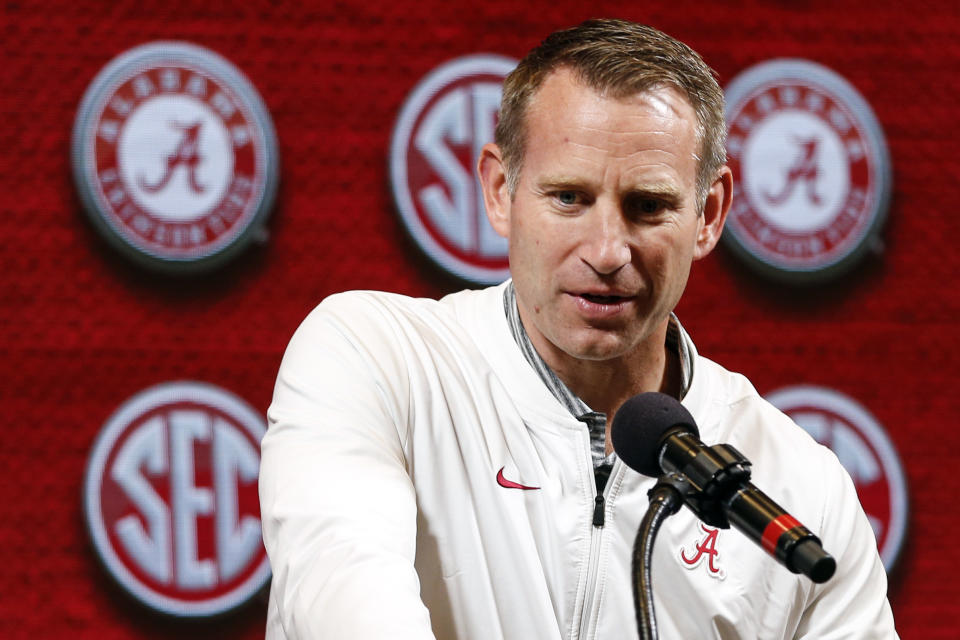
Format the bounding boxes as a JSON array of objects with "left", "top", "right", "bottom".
[
  {"left": 766, "top": 385, "right": 908, "bottom": 570},
  {"left": 83, "top": 381, "right": 270, "bottom": 617},
  {"left": 72, "top": 42, "right": 278, "bottom": 273},
  {"left": 390, "top": 54, "right": 517, "bottom": 284},
  {"left": 723, "top": 59, "right": 891, "bottom": 282}
]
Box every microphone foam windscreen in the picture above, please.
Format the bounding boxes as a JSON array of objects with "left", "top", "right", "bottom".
[{"left": 611, "top": 392, "right": 699, "bottom": 477}]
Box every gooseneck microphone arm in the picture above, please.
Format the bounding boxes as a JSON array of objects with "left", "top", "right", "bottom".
[{"left": 633, "top": 473, "right": 689, "bottom": 640}]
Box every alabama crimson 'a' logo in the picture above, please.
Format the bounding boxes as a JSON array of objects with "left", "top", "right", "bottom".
[
  {"left": 83, "top": 382, "right": 270, "bottom": 617},
  {"left": 72, "top": 42, "right": 278, "bottom": 272},
  {"left": 390, "top": 54, "right": 516, "bottom": 284},
  {"left": 723, "top": 59, "right": 891, "bottom": 282},
  {"left": 766, "top": 385, "right": 908, "bottom": 571},
  {"left": 679, "top": 523, "right": 726, "bottom": 580}
]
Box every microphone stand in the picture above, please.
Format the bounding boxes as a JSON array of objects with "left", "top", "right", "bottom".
[{"left": 633, "top": 473, "right": 690, "bottom": 640}]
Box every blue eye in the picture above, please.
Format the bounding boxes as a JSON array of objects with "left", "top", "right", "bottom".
[{"left": 556, "top": 191, "right": 578, "bottom": 205}]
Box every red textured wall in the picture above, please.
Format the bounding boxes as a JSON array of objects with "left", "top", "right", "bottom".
[{"left": 2, "top": 1, "right": 957, "bottom": 637}]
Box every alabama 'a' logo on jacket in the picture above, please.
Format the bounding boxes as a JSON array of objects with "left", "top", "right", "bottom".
[{"left": 679, "top": 523, "right": 726, "bottom": 580}]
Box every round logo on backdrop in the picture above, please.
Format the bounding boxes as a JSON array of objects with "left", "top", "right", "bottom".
[
  {"left": 723, "top": 59, "right": 891, "bottom": 282},
  {"left": 72, "top": 42, "right": 278, "bottom": 272},
  {"left": 765, "top": 385, "right": 907, "bottom": 570},
  {"left": 83, "top": 381, "right": 270, "bottom": 617},
  {"left": 390, "top": 54, "right": 516, "bottom": 284}
]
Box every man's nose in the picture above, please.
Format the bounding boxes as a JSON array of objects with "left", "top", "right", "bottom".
[{"left": 581, "top": 202, "right": 632, "bottom": 275}]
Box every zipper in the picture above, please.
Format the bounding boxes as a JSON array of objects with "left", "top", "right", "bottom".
[
  {"left": 575, "top": 457, "right": 621, "bottom": 640},
  {"left": 592, "top": 495, "right": 605, "bottom": 527}
]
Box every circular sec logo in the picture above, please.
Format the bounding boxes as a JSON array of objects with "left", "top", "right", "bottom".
[
  {"left": 72, "top": 42, "right": 279, "bottom": 273},
  {"left": 766, "top": 385, "right": 908, "bottom": 570},
  {"left": 723, "top": 60, "right": 891, "bottom": 282},
  {"left": 83, "top": 381, "right": 270, "bottom": 617},
  {"left": 390, "top": 54, "right": 517, "bottom": 284}
]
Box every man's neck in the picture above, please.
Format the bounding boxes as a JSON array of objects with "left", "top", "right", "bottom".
[{"left": 521, "top": 315, "right": 678, "bottom": 419}]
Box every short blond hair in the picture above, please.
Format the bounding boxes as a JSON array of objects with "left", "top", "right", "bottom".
[{"left": 495, "top": 19, "right": 726, "bottom": 210}]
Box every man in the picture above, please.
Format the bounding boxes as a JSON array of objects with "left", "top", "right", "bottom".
[{"left": 260, "top": 19, "right": 898, "bottom": 639}]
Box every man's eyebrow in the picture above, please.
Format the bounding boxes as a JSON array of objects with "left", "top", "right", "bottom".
[
  {"left": 626, "top": 182, "right": 686, "bottom": 203},
  {"left": 535, "top": 175, "right": 597, "bottom": 191}
]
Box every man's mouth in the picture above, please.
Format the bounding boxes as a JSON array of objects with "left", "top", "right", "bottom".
[{"left": 579, "top": 293, "right": 629, "bottom": 305}]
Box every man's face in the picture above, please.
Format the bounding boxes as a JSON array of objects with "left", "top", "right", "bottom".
[{"left": 481, "top": 68, "right": 728, "bottom": 366}]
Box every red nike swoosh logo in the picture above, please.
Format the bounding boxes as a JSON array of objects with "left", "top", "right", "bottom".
[{"left": 497, "top": 466, "right": 540, "bottom": 490}]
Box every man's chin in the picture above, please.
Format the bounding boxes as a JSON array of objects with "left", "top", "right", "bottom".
[{"left": 560, "top": 335, "right": 634, "bottom": 362}]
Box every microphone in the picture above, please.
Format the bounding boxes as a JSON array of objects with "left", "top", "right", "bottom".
[{"left": 611, "top": 392, "right": 836, "bottom": 583}]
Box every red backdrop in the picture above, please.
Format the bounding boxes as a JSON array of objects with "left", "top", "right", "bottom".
[{"left": 2, "top": 1, "right": 957, "bottom": 637}]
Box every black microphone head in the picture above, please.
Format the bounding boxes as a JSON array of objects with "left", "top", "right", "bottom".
[{"left": 611, "top": 392, "right": 699, "bottom": 477}]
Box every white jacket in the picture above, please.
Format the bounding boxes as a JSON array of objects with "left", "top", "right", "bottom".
[{"left": 260, "top": 282, "right": 897, "bottom": 639}]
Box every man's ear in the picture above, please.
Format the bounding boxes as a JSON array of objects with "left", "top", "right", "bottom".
[
  {"left": 694, "top": 165, "right": 733, "bottom": 260},
  {"left": 477, "top": 142, "right": 511, "bottom": 239}
]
